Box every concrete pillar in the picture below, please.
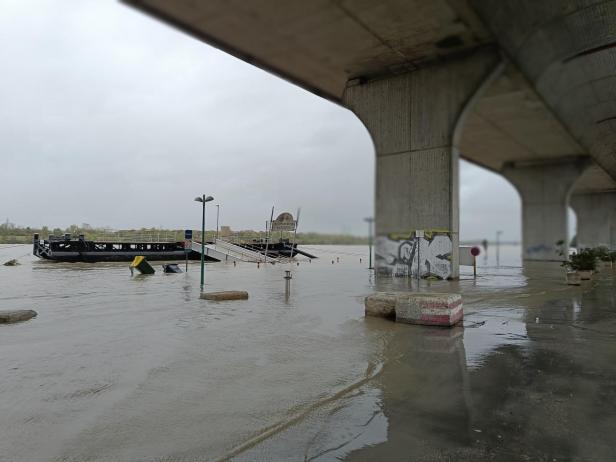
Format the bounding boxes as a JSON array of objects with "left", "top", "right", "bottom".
[
  {"left": 502, "top": 158, "right": 590, "bottom": 261},
  {"left": 343, "top": 48, "right": 501, "bottom": 279},
  {"left": 571, "top": 192, "right": 616, "bottom": 250}
]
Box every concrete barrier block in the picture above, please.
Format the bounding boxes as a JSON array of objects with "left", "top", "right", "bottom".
[
  {"left": 395, "top": 293, "right": 462, "bottom": 326},
  {"left": 0, "top": 310, "right": 37, "bottom": 324},
  {"left": 200, "top": 291, "right": 249, "bottom": 301},
  {"left": 365, "top": 293, "right": 397, "bottom": 319},
  {"left": 364, "top": 292, "right": 463, "bottom": 326}
]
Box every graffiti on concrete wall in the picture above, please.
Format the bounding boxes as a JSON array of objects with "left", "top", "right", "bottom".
[{"left": 375, "top": 230, "right": 452, "bottom": 279}]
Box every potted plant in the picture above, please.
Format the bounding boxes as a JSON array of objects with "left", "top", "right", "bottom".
[
  {"left": 593, "top": 246, "right": 613, "bottom": 271},
  {"left": 562, "top": 248, "right": 596, "bottom": 281},
  {"left": 557, "top": 240, "right": 580, "bottom": 285}
]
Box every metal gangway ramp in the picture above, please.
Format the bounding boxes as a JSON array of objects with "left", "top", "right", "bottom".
[{"left": 191, "top": 239, "right": 270, "bottom": 263}]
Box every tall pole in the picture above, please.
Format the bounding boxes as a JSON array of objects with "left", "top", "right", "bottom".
[
  {"left": 200, "top": 195, "right": 205, "bottom": 292},
  {"left": 215, "top": 204, "right": 220, "bottom": 241},
  {"left": 496, "top": 230, "right": 503, "bottom": 268},
  {"left": 290, "top": 208, "right": 300, "bottom": 259},
  {"left": 365, "top": 217, "right": 374, "bottom": 270},
  {"left": 264, "top": 206, "right": 274, "bottom": 263}
]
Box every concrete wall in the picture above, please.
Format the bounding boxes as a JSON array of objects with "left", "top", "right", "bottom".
[{"left": 343, "top": 48, "right": 500, "bottom": 278}]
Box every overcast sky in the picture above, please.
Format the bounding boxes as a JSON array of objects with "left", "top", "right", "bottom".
[{"left": 0, "top": 1, "right": 575, "bottom": 240}]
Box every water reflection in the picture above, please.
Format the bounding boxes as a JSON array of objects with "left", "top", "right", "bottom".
[{"left": 2, "top": 244, "right": 615, "bottom": 461}]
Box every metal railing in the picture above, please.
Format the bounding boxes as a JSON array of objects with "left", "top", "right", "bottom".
[
  {"left": 80, "top": 231, "right": 183, "bottom": 243},
  {"left": 213, "top": 239, "right": 268, "bottom": 262}
]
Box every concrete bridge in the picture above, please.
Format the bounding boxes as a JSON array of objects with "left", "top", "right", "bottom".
[{"left": 125, "top": 0, "right": 616, "bottom": 277}]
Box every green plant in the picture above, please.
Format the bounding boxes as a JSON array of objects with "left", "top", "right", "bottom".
[
  {"left": 562, "top": 248, "right": 596, "bottom": 271},
  {"left": 592, "top": 246, "right": 612, "bottom": 262}
]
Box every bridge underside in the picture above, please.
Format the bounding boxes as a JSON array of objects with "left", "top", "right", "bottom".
[{"left": 124, "top": 0, "right": 616, "bottom": 268}]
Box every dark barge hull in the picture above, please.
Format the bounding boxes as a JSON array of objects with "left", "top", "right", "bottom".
[
  {"left": 239, "top": 240, "right": 317, "bottom": 259},
  {"left": 36, "top": 251, "right": 207, "bottom": 263},
  {"left": 32, "top": 235, "right": 215, "bottom": 263}
]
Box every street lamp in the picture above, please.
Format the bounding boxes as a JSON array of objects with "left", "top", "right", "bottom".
[
  {"left": 195, "top": 195, "right": 214, "bottom": 292},
  {"left": 364, "top": 217, "right": 374, "bottom": 270},
  {"left": 215, "top": 204, "right": 220, "bottom": 241}
]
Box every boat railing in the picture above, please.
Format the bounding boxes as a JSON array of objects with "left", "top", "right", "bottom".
[{"left": 82, "top": 231, "right": 183, "bottom": 243}]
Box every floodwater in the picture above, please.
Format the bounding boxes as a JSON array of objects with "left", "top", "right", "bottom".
[{"left": 1, "top": 244, "right": 615, "bottom": 461}]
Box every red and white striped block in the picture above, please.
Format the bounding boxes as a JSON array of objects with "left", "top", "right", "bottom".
[{"left": 365, "top": 292, "right": 463, "bottom": 327}]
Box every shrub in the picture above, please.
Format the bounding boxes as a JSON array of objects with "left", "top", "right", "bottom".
[
  {"left": 592, "top": 246, "right": 612, "bottom": 262},
  {"left": 562, "top": 248, "right": 596, "bottom": 271}
]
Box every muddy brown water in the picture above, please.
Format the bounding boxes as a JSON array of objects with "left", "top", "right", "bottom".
[{"left": 1, "top": 244, "right": 614, "bottom": 461}]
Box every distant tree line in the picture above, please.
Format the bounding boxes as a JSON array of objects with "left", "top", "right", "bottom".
[{"left": 0, "top": 224, "right": 368, "bottom": 245}]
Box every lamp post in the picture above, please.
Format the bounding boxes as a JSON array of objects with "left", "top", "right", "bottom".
[
  {"left": 215, "top": 204, "right": 220, "bottom": 241},
  {"left": 364, "top": 217, "right": 374, "bottom": 270},
  {"left": 195, "top": 195, "right": 214, "bottom": 292}
]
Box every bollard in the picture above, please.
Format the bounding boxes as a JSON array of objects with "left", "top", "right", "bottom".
[
  {"left": 332, "top": 260, "right": 334, "bottom": 264},
  {"left": 284, "top": 270, "right": 292, "bottom": 296},
  {"left": 337, "top": 257, "right": 339, "bottom": 263}
]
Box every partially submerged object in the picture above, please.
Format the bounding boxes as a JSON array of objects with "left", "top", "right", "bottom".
[
  {"left": 3, "top": 259, "right": 19, "bottom": 266},
  {"left": 365, "top": 292, "right": 463, "bottom": 327},
  {"left": 162, "top": 263, "right": 183, "bottom": 273},
  {"left": 129, "top": 256, "right": 155, "bottom": 275},
  {"left": 0, "top": 310, "right": 37, "bottom": 324},
  {"left": 200, "top": 291, "right": 249, "bottom": 301}
]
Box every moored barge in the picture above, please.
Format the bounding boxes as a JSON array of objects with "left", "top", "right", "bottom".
[{"left": 32, "top": 233, "right": 207, "bottom": 263}]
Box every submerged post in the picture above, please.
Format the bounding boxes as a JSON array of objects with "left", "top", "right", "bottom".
[{"left": 284, "top": 270, "right": 292, "bottom": 297}]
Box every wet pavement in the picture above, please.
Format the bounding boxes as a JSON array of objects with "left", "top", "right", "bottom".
[{"left": 1, "top": 245, "right": 615, "bottom": 461}]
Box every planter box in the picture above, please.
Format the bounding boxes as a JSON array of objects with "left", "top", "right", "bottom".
[
  {"left": 566, "top": 272, "right": 581, "bottom": 285},
  {"left": 597, "top": 261, "right": 613, "bottom": 272},
  {"left": 578, "top": 270, "right": 593, "bottom": 280}
]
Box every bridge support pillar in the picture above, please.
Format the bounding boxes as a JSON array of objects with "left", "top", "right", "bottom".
[
  {"left": 343, "top": 48, "right": 500, "bottom": 279},
  {"left": 503, "top": 158, "right": 590, "bottom": 261},
  {"left": 571, "top": 192, "right": 616, "bottom": 250}
]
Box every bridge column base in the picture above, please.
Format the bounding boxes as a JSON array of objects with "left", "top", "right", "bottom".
[
  {"left": 503, "top": 158, "right": 590, "bottom": 261},
  {"left": 344, "top": 48, "right": 500, "bottom": 279},
  {"left": 571, "top": 192, "right": 616, "bottom": 250}
]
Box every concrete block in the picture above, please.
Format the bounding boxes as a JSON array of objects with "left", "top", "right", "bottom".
[
  {"left": 364, "top": 292, "right": 463, "bottom": 326},
  {"left": 365, "top": 293, "right": 397, "bottom": 319},
  {"left": 200, "top": 291, "right": 249, "bottom": 301},
  {"left": 395, "top": 293, "right": 463, "bottom": 327},
  {"left": 0, "top": 310, "right": 37, "bottom": 324}
]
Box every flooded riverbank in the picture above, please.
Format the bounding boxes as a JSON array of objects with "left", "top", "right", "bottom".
[{"left": 1, "top": 244, "right": 614, "bottom": 461}]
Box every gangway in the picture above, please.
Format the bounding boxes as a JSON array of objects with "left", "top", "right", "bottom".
[{"left": 191, "top": 239, "right": 273, "bottom": 263}]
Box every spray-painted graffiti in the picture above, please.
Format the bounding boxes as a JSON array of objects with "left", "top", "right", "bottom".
[{"left": 375, "top": 230, "right": 452, "bottom": 279}]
